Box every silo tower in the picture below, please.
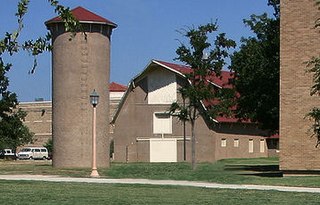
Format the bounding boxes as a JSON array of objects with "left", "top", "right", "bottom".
[{"left": 45, "top": 7, "right": 117, "bottom": 168}]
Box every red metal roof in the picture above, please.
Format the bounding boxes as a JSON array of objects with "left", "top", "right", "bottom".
[
  {"left": 110, "top": 82, "right": 127, "bottom": 92},
  {"left": 154, "top": 60, "right": 233, "bottom": 88},
  {"left": 153, "top": 60, "right": 244, "bottom": 124},
  {"left": 45, "top": 6, "right": 117, "bottom": 27},
  {"left": 155, "top": 60, "right": 193, "bottom": 75},
  {"left": 206, "top": 72, "right": 234, "bottom": 88}
]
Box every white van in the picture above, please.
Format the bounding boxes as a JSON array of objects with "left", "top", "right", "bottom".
[
  {"left": 0, "top": 149, "right": 16, "bottom": 159},
  {"left": 17, "top": 147, "right": 48, "bottom": 160}
]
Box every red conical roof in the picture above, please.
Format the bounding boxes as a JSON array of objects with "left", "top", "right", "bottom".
[{"left": 45, "top": 6, "right": 117, "bottom": 27}]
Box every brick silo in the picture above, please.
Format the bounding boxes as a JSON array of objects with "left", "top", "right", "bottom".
[{"left": 45, "top": 7, "right": 117, "bottom": 168}]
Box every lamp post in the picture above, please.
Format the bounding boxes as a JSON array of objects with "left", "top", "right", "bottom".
[{"left": 90, "top": 89, "right": 100, "bottom": 177}]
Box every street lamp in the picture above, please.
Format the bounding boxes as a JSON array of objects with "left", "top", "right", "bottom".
[{"left": 90, "top": 89, "right": 100, "bottom": 177}]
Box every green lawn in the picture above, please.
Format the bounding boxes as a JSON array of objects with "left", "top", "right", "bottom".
[
  {"left": 0, "top": 160, "right": 91, "bottom": 177},
  {"left": 1, "top": 157, "right": 320, "bottom": 187},
  {"left": 1, "top": 180, "right": 320, "bottom": 205},
  {"left": 105, "top": 158, "right": 320, "bottom": 187}
]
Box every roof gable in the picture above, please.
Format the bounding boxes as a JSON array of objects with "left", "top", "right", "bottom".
[
  {"left": 45, "top": 6, "right": 117, "bottom": 27},
  {"left": 112, "top": 59, "right": 239, "bottom": 124},
  {"left": 153, "top": 60, "right": 233, "bottom": 89}
]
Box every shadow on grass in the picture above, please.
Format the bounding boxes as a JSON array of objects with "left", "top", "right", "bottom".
[{"left": 225, "top": 164, "right": 283, "bottom": 177}]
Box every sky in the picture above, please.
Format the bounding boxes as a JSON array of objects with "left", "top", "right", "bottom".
[{"left": 0, "top": 0, "right": 274, "bottom": 102}]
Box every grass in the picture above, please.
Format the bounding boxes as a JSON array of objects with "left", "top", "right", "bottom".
[
  {"left": 1, "top": 180, "right": 320, "bottom": 205},
  {"left": 1, "top": 158, "right": 320, "bottom": 204},
  {"left": 2, "top": 157, "right": 320, "bottom": 187},
  {"left": 0, "top": 160, "right": 91, "bottom": 177},
  {"left": 104, "top": 158, "right": 320, "bottom": 187}
]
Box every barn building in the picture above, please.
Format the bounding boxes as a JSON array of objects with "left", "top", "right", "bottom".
[{"left": 111, "top": 60, "right": 278, "bottom": 163}]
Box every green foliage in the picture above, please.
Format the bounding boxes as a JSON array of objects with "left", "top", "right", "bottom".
[
  {"left": 306, "top": 57, "right": 320, "bottom": 147},
  {"left": 230, "top": 3, "right": 279, "bottom": 133},
  {"left": 206, "top": 87, "right": 236, "bottom": 117},
  {"left": 307, "top": 57, "right": 320, "bottom": 96},
  {"left": 305, "top": 108, "right": 320, "bottom": 147},
  {"left": 0, "top": 106, "right": 34, "bottom": 150},
  {"left": 171, "top": 22, "right": 235, "bottom": 169},
  {"left": 43, "top": 138, "right": 53, "bottom": 153},
  {"left": 305, "top": 2, "right": 320, "bottom": 147},
  {"left": 172, "top": 21, "right": 236, "bottom": 122},
  {"left": 48, "top": 0, "right": 82, "bottom": 38},
  {"left": 267, "top": 0, "right": 280, "bottom": 18},
  {"left": 0, "top": 0, "right": 79, "bottom": 149}
]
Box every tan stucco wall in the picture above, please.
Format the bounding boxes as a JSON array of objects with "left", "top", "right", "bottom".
[
  {"left": 280, "top": 0, "right": 320, "bottom": 171},
  {"left": 29, "top": 21, "right": 117, "bottom": 168},
  {"left": 213, "top": 122, "right": 269, "bottom": 159},
  {"left": 113, "top": 66, "right": 270, "bottom": 163}
]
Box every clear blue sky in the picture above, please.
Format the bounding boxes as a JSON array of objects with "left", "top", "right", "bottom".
[{"left": 0, "top": 0, "right": 274, "bottom": 102}]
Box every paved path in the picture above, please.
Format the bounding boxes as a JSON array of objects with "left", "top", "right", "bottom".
[{"left": 1, "top": 175, "right": 320, "bottom": 193}]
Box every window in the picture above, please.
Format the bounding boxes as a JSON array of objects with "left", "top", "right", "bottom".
[
  {"left": 221, "top": 139, "right": 227, "bottom": 147},
  {"left": 153, "top": 112, "right": 172, "bottom": 134},
  {"left": 234, "top": 139, "right": 239, "bottom": 147},
  {"left": 249, "top": 139, "right": 254, "bottom": 153},
  {"left": 260, "top": 139, "right": 265, "bottom": 153}
]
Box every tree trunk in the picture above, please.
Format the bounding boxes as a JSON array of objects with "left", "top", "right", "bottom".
[
  {"left": 191, "top": 119, "right": 196, "bottom": 170},
  {"left": 183, "top": 97, "right": 186, "bottom": 161}
]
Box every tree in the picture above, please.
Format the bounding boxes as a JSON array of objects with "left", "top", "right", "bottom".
[
  {"left": 229, "top": 0, "right": 280, "bottom": 133},
  {"left": 170, "top": 22, "right": 235, "bottom": 169},
  {"left": 0, "top": 0, "right": 79, "bottom": 150},
  {"left": 43, "top": 138, "right": 53, "bottom": 159},
  {"left": 305, "top": 1, "right": 320, "bottom": 147},
  {"left": 0, "top": 96, "right": 34, "bottom": 150}
]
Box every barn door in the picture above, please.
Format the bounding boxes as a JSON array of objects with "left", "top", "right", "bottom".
[{"left": 150, "top": 138, "right": 177, "bottom": 162}]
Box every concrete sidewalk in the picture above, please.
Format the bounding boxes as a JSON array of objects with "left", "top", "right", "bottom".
[{"left": 1, "top": 175, "right": 320, "bottom": 193}]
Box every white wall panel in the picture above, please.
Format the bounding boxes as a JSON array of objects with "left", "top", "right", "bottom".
[
  {"left": 148, "top": 69, "right": 177, "bottom": 104},
  {"left": 153, "top": 113, "right": 172, "bottom": 134},
  {"left": 150, "top": 138, "right": 177, "bottom": 162}
]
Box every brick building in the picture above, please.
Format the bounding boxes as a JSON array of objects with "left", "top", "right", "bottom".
[
  {"left": 20, "top": 58, "right": 279, "bottom": 163},
  {"left": 111, "top": 60, "right": 277, "bottom": 163},
  {"left": 19, "top": 82, "right": 126, "bottom": 148},
  {"left": 19, "top": 101, "right": 52, "bottom": 147},
  {"left": 280, "top": 0, "right": 320, "bottom": 173}
]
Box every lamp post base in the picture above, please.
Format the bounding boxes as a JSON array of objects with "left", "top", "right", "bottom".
[{"left": 90, "top": 169, "right": 100, "bottom": 178}]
